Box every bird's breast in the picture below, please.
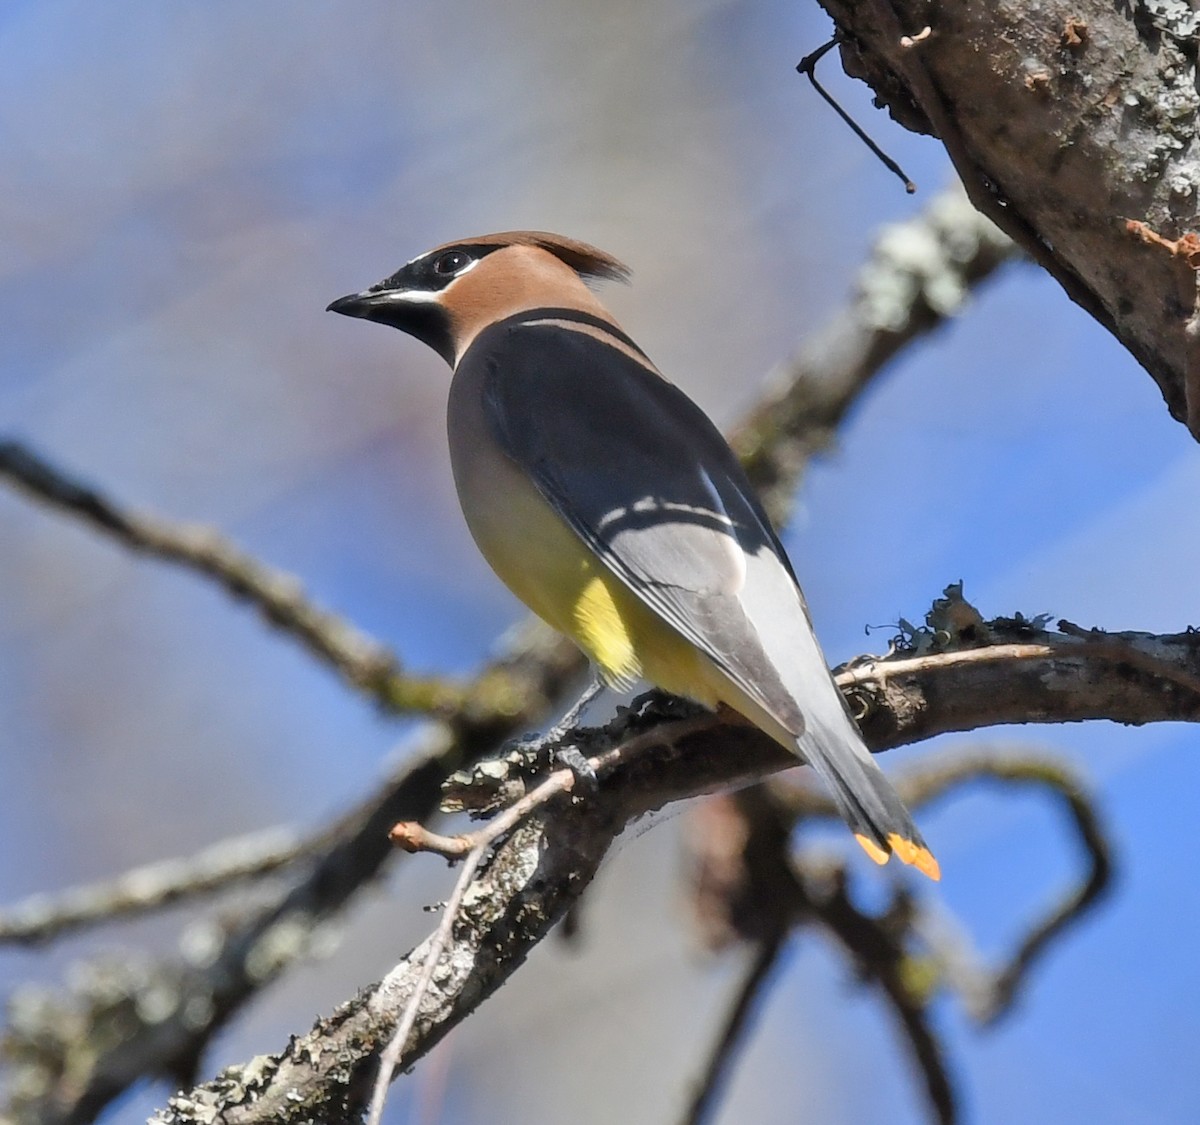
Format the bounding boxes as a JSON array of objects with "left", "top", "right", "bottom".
[
  {"left": 445, "top": 362, "right": 721, "bottom": 701},
  {"left": 446, "top": 362, "right": 636, "bottom": 685}
]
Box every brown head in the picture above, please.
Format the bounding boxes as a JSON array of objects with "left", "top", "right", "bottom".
[{"left": 326, "top": 231, "right": 631, "bottom": 365}]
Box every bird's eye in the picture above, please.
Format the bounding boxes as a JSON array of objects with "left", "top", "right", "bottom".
[{"left": 432, "top": 250, "right": 472, "bottom": 276}]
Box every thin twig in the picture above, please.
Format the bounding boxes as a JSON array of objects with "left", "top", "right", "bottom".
[
  {"left": 811, "top": 873, "right": 957, "bottom": 1125},
  {"left": 0, "top": 440, "right": 468, "bottom": 716},
  {"left": 839, "top": 641, "right": 1059, "bottom": 685},
  {"left": 365, "top": 842, "right": 486, "bottom": 1125},
  {"left": 368, "top": 761, "right": 590, "bottom": 1123},
  {"left": 393, "top": 761, "right": 579, "bottom": 859},
  {"left": 798, "top": 37, "right": 916, "bottom": 193},
  {"left": 0, "top": 826, "right": 306, "bottom": 946},
  {"left": 680, "top": 930, "right": 788, "bottom": 1125}
]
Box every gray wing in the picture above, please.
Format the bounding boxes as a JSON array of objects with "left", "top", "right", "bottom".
[
  {"left": 465, "top": 314, "right": 937, "bottom": 873},
  {"left": 466, "top": 314, "right": 807, "bottom": 733}
]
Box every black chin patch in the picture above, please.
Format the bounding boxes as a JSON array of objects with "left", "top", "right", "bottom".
[
  {"left": 327, "top": 291, "right": 455, "bottom": 365},
  {"left": 401, "top": 302, "right": 455, "bottom": 365}
]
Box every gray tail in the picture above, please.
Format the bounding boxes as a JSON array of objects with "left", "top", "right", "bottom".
[{"left": 798, "top": 721, "right": 940, "bottom": 880}]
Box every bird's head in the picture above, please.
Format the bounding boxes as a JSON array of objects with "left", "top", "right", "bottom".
[{"left": 327, "top": 231, "right": 630, "bottom": 365}]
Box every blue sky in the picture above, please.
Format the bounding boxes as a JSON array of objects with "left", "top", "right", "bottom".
[{"left": 1, "top": 3, "right": 1197, "bottom": 1123}]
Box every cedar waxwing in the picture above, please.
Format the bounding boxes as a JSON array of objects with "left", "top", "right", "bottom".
[{"left": 328, "top": 231, "right": 938, "bottom": 879}]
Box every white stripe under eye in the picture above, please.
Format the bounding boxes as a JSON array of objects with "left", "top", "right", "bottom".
[{"left": 371, "top": 288, "right": 442, "bottom": 303}]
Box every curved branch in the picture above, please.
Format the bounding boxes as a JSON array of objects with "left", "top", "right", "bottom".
[
  {"left": 898, "top": 751, "right": 1113, "bottom": 1024},
  {"left": 0, "top": 827, "right": 306, "bottom": 946},
  {"left": 152, "top": 612, "right": 1198, "bottom": 1123},
  {"left": 807, "top": 873, "right": 957, "bottom": 1125},
  {"left": 0, "top": 440, "right": 468, "bottom": 715},
  {"left": 0, "top": 186, "right": 1020, "bottom": 1122}
]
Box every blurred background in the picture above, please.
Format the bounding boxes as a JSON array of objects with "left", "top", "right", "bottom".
[{"left": 1, "top": 1, "right": 1197, "bottom": 1122}]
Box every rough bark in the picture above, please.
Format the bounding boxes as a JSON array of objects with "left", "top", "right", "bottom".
[
  {"left": 152, "top": 613, "right": 1200, "bottom": 1124},
  {"left": 818, "top": 0, "right": 1200, "bottom": 435}
]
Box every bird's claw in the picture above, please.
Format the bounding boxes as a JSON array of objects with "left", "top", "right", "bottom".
[{"left": 554, "top": 744, "right": 599, "bottom": 797}]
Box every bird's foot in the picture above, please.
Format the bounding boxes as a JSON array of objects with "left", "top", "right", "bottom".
[
  {"left": 553, "top": 743, "right": 599, "bottom": 796},
  {"left": 509, "top": 673, "right": 607, "bottom": 794}
]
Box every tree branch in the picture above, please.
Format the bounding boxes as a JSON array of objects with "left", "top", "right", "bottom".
[
  {"left": 815, "top": 0, "right": 1200, "bottom": 437},
  {"left": 0, "top": 827, "right": 306, "bottom": 946},
  {"left": 733, "top": 185, "right": 1016, "bottom": 522},
  {"left": 0, "top": 440, "right": 468, "bottom": 716},
  {"left": 1, "top": 621, "right": 583, "bottom": 1125},
  {"left": 808, "top": 870, "right": 958, "bottom": 1125},
  {"left": 151, "top": 608, "right": 1192, "bottom": 1123},
  {"left": 0, "top": 186, "right": 1019, "bottom": 1122},
  {"left": 679, "top": 932, "right": 788, "bottom": 1125},
  {"left": 897, "top": 751, "right": 1113, "bottom": 1024}
]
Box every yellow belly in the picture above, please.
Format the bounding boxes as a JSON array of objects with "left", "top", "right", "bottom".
[
  {"left": 571, "top": 560, "right": 723, "bottom": 704},
  {"left": 453, "top": 446, "right": 718, "bottom": 700},
  {"left": 447, "top": 362, "right": 725, "bottom": 707}
]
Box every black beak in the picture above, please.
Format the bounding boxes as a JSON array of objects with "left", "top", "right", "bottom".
[
  {"left": 325, "top": 284, "right": 455, "bottom": 364},
  {"left": 326, "top": 291, "right": 378, "bottom": 318}
]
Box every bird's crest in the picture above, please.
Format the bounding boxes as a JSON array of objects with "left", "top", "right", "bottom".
[{"left": 433, "top": 231, "right": 631, "bottom": 284}]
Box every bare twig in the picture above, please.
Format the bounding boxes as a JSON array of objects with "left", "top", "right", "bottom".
[
  {"left": 366, "top": 842, "right": 486, "bottom": 1125},
  {"left": 797, "top": 37, "right": 916, "bottom": 193},
  {"left": 391, "top": 761, "right": 580, "bottom": 860},
  {"left": 895, "top": 751, "right": 1113, "bottom": 1023},
  {"left": 810, "top": 871, "right": 957, "bottom": 1125},
  {"left": 0, "top": 440, "right": 468, "bottom": 716},
  {"left": 368, "top": 751, "right": 612, "bottom": 1123},
  {"left": 0, "top": 826, "right": 306, "bottom": 946},
  {"left": 733, "top": 184, "right": 1016, "bottom": 524},
  {"left": 680, "top": 931, "right": 788, "bottom": 1125}
]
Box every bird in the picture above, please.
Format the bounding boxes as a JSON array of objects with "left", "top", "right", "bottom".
[{"left": 327, "top": 231, "right": 939, "bottom": 879}]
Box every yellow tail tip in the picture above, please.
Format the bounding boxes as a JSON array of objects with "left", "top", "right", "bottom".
[
  {"left": 854, "top": 833, "right": 941, "bottom": 880},
  {"left": 854, "top": 834, "right": 890, "bottom": 865},
  {"left": 887, "top": 833, "right": 942, "bottom": 881}
]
